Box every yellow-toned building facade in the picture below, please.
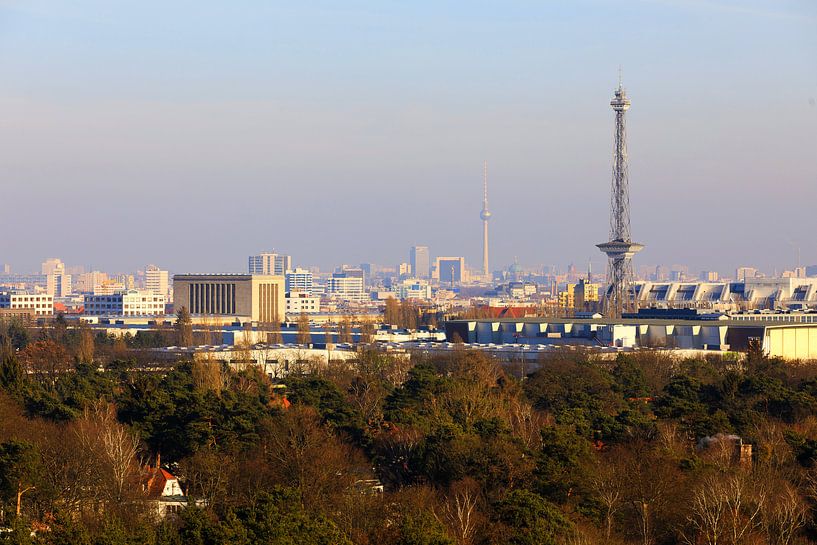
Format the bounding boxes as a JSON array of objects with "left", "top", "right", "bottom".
[{"left": 173, "top": 274, "right": 285, "bottom": 323}]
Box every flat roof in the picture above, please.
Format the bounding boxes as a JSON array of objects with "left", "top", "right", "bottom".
[{"left": 446, "top": 317, "right": 814, "bottom": 328}]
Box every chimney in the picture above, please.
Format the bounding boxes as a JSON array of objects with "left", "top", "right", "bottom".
[{"left": 735, "top": 440, "right": 752, "bottom": 468}]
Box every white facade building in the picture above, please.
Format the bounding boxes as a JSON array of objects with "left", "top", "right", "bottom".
[
  {"left": 286, "top": 291, "right": 320, "bottom": 314},
  {"left": 41, "top": 258, "right": 71, "bottom": 297},
  {"left": 84, "top": 289, "right": 167, "bottom": 316},
  {"left": 145, "top": 265, "right": 170, "bottom": 297},
  {"left": 47, "top": 273, "right": 72, "bottom": 298},
  {"left": 285, "top": 268, "right": 313, "bottom": 293},
  {"left": 327, "top": 273, "right": 366, "bottom": 301},
  {"left": 248, "top": 253, "right": 292, "bottom": 276},
  {"left": 0, "top": 291, "right": 54, "bottom": 315}
]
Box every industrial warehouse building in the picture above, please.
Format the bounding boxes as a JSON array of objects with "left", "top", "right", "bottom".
[{"left": 445, "top": 312, "right": 817, "bottom": 361}]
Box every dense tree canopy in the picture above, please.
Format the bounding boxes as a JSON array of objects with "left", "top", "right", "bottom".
[{"left": 0, "top": 320, "right": 816, "bottom": 544}]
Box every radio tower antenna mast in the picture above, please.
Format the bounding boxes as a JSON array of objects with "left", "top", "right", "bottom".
[
  {"left": 596, "top": 77, "right": 644, "bottom": 318},
  {"left": 480, "top": 161, "right": 492, "bottom": 277}
]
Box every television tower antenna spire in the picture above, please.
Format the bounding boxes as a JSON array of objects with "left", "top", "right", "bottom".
[
  {"left": 597, "top": 77, "right": 644, "bottom": 318},
  {"left": 480, "top": 160, "right": 492, "bottom": 277}
]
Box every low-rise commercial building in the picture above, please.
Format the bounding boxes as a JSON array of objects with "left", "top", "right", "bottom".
[
  {"left": 84, "top": 289, "right": 167, "bottom": 316},
  {"left": 0, "top": 291, "right": 53, "bottom": 315},
  {"left": 286, "top": 291, "right": 320, "bottom": 314}
]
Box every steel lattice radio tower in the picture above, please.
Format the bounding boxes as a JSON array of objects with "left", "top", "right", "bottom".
[{"left": 596, "top": 79, "right": 643, "bottom": 318}]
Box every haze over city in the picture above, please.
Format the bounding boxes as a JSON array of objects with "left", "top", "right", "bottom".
[
  {"left": 5, "top": 2, "right": 817, "bottom": 544},
  {"left": 1, "top": 0, "right": 816, "bottom": 275}
]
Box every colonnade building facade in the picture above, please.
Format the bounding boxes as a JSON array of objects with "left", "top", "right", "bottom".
[{"left": 173, "top": 274, "right": 285, "bottom": 324}]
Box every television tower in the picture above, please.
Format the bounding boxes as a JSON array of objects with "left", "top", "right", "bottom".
[
  {"left": 480, "top": 161, "right": 492, "bottom": 277},
  {"left": 596, "top": 79, "right": 643, "bottom": 318}
]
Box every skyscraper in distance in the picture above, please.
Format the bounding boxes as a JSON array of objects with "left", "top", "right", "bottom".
[
  {"left": 248, "top": 253, "right": 291, "bottom": 276},
  {"left": 410, "top": 246, "right": 430, "bottom": 279}
]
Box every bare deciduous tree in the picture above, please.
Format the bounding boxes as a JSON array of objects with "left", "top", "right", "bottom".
[
  {"left": 75, "top": 402, "right": 140, "bottom": 504},
  {"left": 19, "top": 340, "right": 71, "bottom": 391},
  {"left": 261, "top": 406, "right": 368, "bottom": 510},
  {"left": 440, "top": 479, "right": 483, "bottom": 545},
  {"left": 296, "top": 313, "right": 312, "bottom": 345},
  {"left": 682, "top": 472, "right": 765, "bottom": 545},
  {"left": 590, "top": 455, "right": 626, "bottom": 540},
  {"left": 76, "top": 323, "right": 95, "bottom": 364},
  {"left": 762, "top": 484, "right": 806, "bottom": 545}
]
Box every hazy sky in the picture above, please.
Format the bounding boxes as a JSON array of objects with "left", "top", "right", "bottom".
[{"left": 0, "top": 0, "right": 815, "bottom": 276}]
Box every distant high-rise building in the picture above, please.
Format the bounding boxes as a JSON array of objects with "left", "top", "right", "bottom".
[
  {"left": 574, "top": 279, "right": 601, "bottom": 310},
  {"left": 654, "top": 265, "right": 669, "bottom": 282},
  {"left": 49, "top": 274, "right": 72, "bottom": 298},
  {"left": 327, "top": 272, "right": 366, "bottom": 301},
  {"left": 339, "top": 267, "right": 366, "bottom": 287},
  {"left": 398, "top": 262, "right": 412, "bottom": 277},
  {"left": 41, "top": 258, "right": 64, "bottom": 276},
  {"left": 435, "top": 257, "right": 465, "bottom": 285},
  {"left": 145, "top": 265, "right": 170, "bottom": 297},
  {"left": 74, "top": 271, "right": 108, "bottom": 294},
  {"left": 2, "top": 264, "right": 10, "bottom": 274},
  {"left": 359, "top": 263, "right": 373, "bottom": 278},
  {"left": 248, "top": 253, "right": 291, "bottom": 276},
  {"left": 736, "top": 267, "right": 759, "bottom": 282},
  {"left": 41, "top": 258, "right": 70, "bottom": 297},
  {"left": 410, "top": 246, "right": 430, "bottom": 279},
  {"left": 806, "top": 265, "right": 817, "bottom": 278},
  {"left": 285, "top": 268, "right": 313, "bottom": 293},
  {"left": 700, "top": 270, "right": 719, "bottom": 282}
]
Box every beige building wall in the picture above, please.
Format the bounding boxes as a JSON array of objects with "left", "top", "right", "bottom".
[
  {"left": 765, "top": 325, "right": 817, "bottom": 360},
  {"left": 173, "top": 274, "right": 285, "bottom": 323}
]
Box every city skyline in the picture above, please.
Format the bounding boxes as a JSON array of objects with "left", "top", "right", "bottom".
[{"left": 0, "top": 1, "right": 815, "bottom": 274}]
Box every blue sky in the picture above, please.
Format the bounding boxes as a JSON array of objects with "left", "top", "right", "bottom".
[{"left": 0, "top": 0, "right": 815, "bottom": 275}]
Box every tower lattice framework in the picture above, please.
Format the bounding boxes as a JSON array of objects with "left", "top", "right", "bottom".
[{"left": 596, "top": 82, "right": 643, "bottom": 318}]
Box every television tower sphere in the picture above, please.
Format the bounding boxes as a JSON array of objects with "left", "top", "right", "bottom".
[{"left": 480, "top": 161, "right": 491, "bottom": 276}]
